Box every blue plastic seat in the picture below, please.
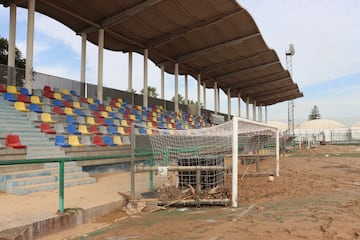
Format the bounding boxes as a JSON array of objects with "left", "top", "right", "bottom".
[
  {"left": 89, "top": 104, "right": 98, "bottom": 111},
  {"left": 55, "top": 135, "right": 71, "bottom": 147},
  {"left": 74, "top": 108, "right": 86, "bottom": 116},
  {"left": 70, "top": 90, "right": 79, "bottom": 97},
  {"left": 3, "top": 92, "right": 16, "bottom": 102},
  {"left": 29, "top": 103, "right": 43, "bottom": 113},
  {"left": 103, "top": 135, "right": 117, "bottom": 146},
  {"left": 95, "top": 99, "right": 101, "bottom": 105},
  {"left": 63, "top": 94, "right": 72, "bottom": 102},
  {"left": 66, "top": 115, "right": 79, "bottom": 125},
  {"left": 19, "top": 87, "right": 31, "bottom": 96},
  {"left": 109, "top": 112, "right": 120, "bottom": 119},
  {"left": 108, "top": 126, "right": 120, "bottom": 135},
  {"left": 104, "top": 118, "right": 116, "bottom": 126},
  {"left": 67, "top": 124, "right": 81, "bottom": 135},
  {"left": 53, "top": 99, "right": 64, "bottom": 107},
  {"left": 138, "top": 127, "right": 147, "bottom": 135}
]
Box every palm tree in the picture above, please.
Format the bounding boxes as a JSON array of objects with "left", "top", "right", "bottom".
[{"left": 141, "top": 86, "right": 158, "bottom": 98}]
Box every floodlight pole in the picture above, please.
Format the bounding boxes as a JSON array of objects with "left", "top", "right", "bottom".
[{"left": 286, "top": 44, "right": 295, "bottom": 137}]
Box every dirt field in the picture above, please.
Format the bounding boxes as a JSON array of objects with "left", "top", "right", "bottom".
[{"left": 44, "top": 145, "right": 360, "bottom": 240}]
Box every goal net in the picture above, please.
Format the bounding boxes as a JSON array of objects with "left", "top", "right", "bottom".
[{"left": 136, "top": 117, "right": 279, "bottom": 207}]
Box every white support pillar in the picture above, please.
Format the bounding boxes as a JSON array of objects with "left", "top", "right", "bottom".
[
  {"left": 246, "top": 97, "right": 249, "bottom": 119},
  {"left": 232, "top": 117, "right": 239, "bottom": 207},
  {"left": 174, "top": 63, "right": 179, "bottom": 113},
  {"left": 128, "top": 51, "right": 133, "bottom": 92},
  {"left": 257, "top": 105, "right": 261, "bottom": 122},
  {"left": 81, "top": 33, "right": 87, "bottom": 83},
  {"left": 203, "top": 82, "right": 206, "bottom": 110},
  {"left": 259, "top": 104, "right": 263, "bottom": 122},
  {"left": 97, "top": 29, "right": 104, "bottom": 103},
  {"left": 184, "top": 74, "right": 188, "bottom": 104},
  {"left": 253, "top": 101, "right": 257, "bottom": 121},
  {"left": 143, "top": 49, "right": 149, "bottom": 109},
  {"left": 227, "top": 88, "right": 231, "bottom": 120},
  {"left": 7, "top": 4, "right": 16, "bottom": 85},
  {"left": 160, "top": 65, "right": 165, "bottom": 99},
  {"left": 265, "top": 106, "right": 268, "bottom": 123},
  {"left": 25, "top": 0, "right": 35, "bottom": 93},
  {"left": 214, "top": 82, "right": 218, "bottom": 114},
  {"left": 197, "top": 74, "right": 201, "bottom": 116},
  {"left": 217, "top": 87, "right": 220, "bottom": 113},
  {"left": 276, "top": 129, "right": 280, "bottom": 176},
  {"left": 237, "top": 93, "right": 241, "bottom": 117}
]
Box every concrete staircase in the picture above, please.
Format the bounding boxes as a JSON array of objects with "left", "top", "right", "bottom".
[
  {"left": 0, "top": 162, "right": 96, "bottom": 194},
  {"left": 0, "top": 97, "right": 96, "bottom": 194},
  {"left": 0, "top": 98, "right": 65, "bottom": 159}
]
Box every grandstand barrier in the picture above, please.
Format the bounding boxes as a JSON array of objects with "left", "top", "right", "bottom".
[{"left": 0, "top": 150, "right": 153, "bottom": 213}]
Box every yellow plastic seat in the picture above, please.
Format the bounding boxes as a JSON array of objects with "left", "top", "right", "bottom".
[
  {"left": 105, "top": 106, "right": 113, "bottom": 112},
  {"left": 7, "top": 85, "right": 19, "bottom": 94},
  {"left": 64, "top": 107, "right": 75, "bottom": 115},
  {"left": 30, "top": 96, "right": 42, "bottom": 105},
  {"left": 41, "top": 113, "right": 56, "bottom": 123},
  {"left": 101, "top": 111, "right": 110, "bottom": 118},
  {"left": 113, "top": 136, "right": 124, "bottom": 145},
  {"left": 117, "top": 127, "right": 127, "bottom": 135},
  {"left": 15, "top": 101, "right": 29, "bottom": 112},
  {"left": 146, "top": 128, "right": 153, "bottom": 135},
  {"left": 53, "top": 92, "right": 63, "bottom": 100},
  {"left": 136, "top": 105, "right": 142, "bottom": 111},
  {"left": 114, "top": 102, "right": 121, "bottom": 108},
  {"left": 117, "top": 98, "right": 123, "bottom": 103},
  {"left": 152, "top": 117, "right": 157, "bottom": 122},
  {"left": 68, "top": 135, "right": 84, "bottom": 147},
  {"left": 61, "top": 89, "right": 69, "bottom": 95},
  {"left": 73, "top": 101, "right": 82, "bottom": 109},
  {"left": 87, "top": 98, "right": 94, "bottom": 104},
  {"left": 120, "top": 120, "right": 128, "bottom": 127},
  {"left": 86, "top": 116, "right": 99, "bottom": 125},
  {"left": 167, "top": 123, "right": 174, "bottom": 129},
  {"left": 147, "top": 122, "right": 153, "bottom": 128},
  {"left": 78, "top": 125, "right": 91, "bottom": 135},
  {"left": 129, "top": 114, "right": 136, "bottom": 121}
]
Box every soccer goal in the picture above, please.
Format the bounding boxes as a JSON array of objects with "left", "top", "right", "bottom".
[{"left": 134, "top": 117, "right": 279, "bottom": 207}]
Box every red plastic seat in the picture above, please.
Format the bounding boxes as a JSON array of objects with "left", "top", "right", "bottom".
[
  {"left": 53, "top": 106, "right": 65, "bottom": 115},
  {"left": 89, "top": 125, "right": 102, "bottom": 135},
  {"left": 93, "top": 135, "right": 107, "bottom": 146},
  {"left": 63, "top": 100, "right": 73, "bottom": 108},
  {"left": 40, "top": 123, "right": 56, "bottom": 134},
  {"left": 43, "top": 85, "right": 52, "bottom": 92},
  {"left": 79, "top": 96, "right": 87, "bottom": 103},
  {"left": 44, "top": 91, "right": 54, "bottom": 99},
  {"left": 17, "top": 94, "right": 31, "bottom": 103},
  {"left": 5, "top": 134, "right": 27, "bottom": 148},
  {"left": 0, "top": 84, "right": 6, "bottom": 92},
  {"left": 95, "top": 116, "right": 107, "bottom": 126}
]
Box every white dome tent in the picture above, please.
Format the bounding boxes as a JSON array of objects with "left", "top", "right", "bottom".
[
  {"left": 294, "top": 119, "right": 349, "bottom": 143},
  {"left": 350, "top": 121, "right": 360, "bottom": 140},
  {"left": 267, "top": 121, "right": 288, "bottom": 133}
]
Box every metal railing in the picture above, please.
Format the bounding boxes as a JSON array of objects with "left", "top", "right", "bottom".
[{"left": 0, "top": 151, "right": 153, "bottom": 213}]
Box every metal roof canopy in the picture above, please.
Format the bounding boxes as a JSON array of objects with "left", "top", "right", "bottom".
[{"left": 2, "top": 0, "right": 303, "bottom": 106}]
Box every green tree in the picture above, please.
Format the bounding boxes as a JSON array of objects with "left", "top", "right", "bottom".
[
  {"left": 308, "top": 105, "right": 321, "bottom": 120},
  {"left": 141, "top": 86, "right": 158, "bottom": 98},
  {"left": 0, "top": 37, "right": 26, "bottom": 86}
]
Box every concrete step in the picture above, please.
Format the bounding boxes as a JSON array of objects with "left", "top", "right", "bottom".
[
  {"left": 0, "top": 166, "right": 83, "bottom": 190},
  {"left": 8, "top": 177, "right": 96, "bottom": 195},
  {"left": 5, "top": 171, "right": 90, "bottom": 190},
  {"left": 44, "top": 162, "right": 76, "bottom": 168}
]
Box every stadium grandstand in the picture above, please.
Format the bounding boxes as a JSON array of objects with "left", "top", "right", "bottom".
[{"left": 0, "top": 0, "right": 303, "bottom": 221}]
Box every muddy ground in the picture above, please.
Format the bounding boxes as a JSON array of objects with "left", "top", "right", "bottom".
[{"left": 43, "top": 145, "right": 360, "bottom": 240}]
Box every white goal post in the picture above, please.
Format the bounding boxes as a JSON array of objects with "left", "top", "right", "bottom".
[{"left": 142, "top": 116, "right": 280, "bottom": 208}]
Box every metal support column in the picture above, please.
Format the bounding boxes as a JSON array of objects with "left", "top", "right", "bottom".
[
  {"left": 25, "top": 0, "right": 35, "bottom": 93},
  {"left": 7, "top": 4, "right": 16, "bottom": 85},
  {"left": 97, "top": 28, "right": 104, "bottom": 103},
  {"left": 197, "top": 74, "right": 201, "bottom": 116},
  {"left": 128, "top": 51, "right": 133, "bottom": 92},
  {"left": 174, "top": 63, "right": 179, "bottom": 112},
  {"left": 143, "top": 49, "right": 149, "bottom": 109}
]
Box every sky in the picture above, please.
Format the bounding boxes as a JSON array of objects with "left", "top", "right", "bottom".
[{"left": 0, "top": 1, "right": 359, "bottom": 126}]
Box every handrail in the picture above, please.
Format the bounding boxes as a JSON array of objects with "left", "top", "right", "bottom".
[{"left": 0, "top": 151, "right": 153, "bottom": 213}]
